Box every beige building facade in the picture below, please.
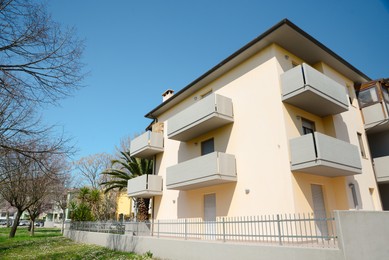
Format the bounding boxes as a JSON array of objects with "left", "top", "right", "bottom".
[{"left": 128, "top": 19, "right": 382, "bottom": 221}]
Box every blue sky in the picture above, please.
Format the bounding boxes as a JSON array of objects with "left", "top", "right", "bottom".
[{"left": 43, "top": 0, "right": 389, "bottom": 161}]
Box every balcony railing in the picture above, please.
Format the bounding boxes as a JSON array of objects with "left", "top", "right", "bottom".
[
  {"left": 167, "top": 93, "right": 233, "bottom": 141},
  {"left": 130, "top": 131, "right": 164, "bottom": 158},
  {"left": 361, "top": 102, "right": 389, "bottom": 133},
  {"left": 127, "top": 175, "right": 163, "bottom": 198},
  {"left": 166, "top": 152, "right": 237, "bottom": 190},
  {"left": 289, "top": 132, "right": 362, "bottom": 177},
  {"left": 373, "top": 156, "right": 389, "bottom": 183},
  {"left": 281, "top": 63, "right": 348, "bottom": 116}
]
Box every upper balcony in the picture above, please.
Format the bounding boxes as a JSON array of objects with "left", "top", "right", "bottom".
[
  {"left": 127, "top": 174, "right": 163, "bottom": 198},
  {"left": 130, "top": 131, "right": 164, "bottom": 158},
  {"left": 167, "top": 93, "right": 233, "bottom": 141},
  {"left": 289, "top": 132, "right": 362, "bottom": 177},
  {"left": 166, "top": 152, "right": 237, "bottom": 190},
  {"left": 281, "top": 63, "right": 349, "bottom": 117},
  {"left": 373, "top": 156, "right": 389, "bottom": 183},
  {"left": 357, "top": 84, "right": 389, "bottom": 134}
]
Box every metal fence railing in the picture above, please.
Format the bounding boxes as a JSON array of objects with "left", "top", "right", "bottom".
[
  {"left": 154, "top": 212, "right": 337, "bottom": 247},
  {"left": 70, "top": 221, "right": 125, "bottom": 234},
  {"left": 69, "top": 212, "right": 337, "bottom": 248}
]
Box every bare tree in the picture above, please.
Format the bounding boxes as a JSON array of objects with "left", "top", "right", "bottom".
[
  {"left": 73, "top": 153, "right": 112, "bottom": 189},
  {"left": 0, "top": 0, "right": 84, "bottom": 162},
  {"left": 0, "top": 147, "right": 62, "bottom": 238},
  {"left": 51, "top": 171, "right": 73, "bottom": 233},
  {"left": 0, "top": 0, "right": 84, "bottom": 104},
  {"left": 27, "top": 196, "right": 52, "bottom": 236}
]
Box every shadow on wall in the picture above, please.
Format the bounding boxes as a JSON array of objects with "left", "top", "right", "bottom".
[
  {"left": 107, "top": 233, "right": 136, "bottom": 252},
  {"left": 177, "top": 182, "right": 237, "bottom": 219},
  {"left": 332, "top": 117, "right": 350, "bottom": 143},
  {"left": 66, "top": 229, "right": 86, "bottom": 243}
]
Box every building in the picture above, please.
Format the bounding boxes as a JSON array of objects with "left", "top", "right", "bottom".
[
  {"left": 355, "top": 79, "right": 389, "bottom": 210},
  {"left": 116, "top": 191, "right": 133, "bottom": 221},
  {"left": 128, "top": 19, "right": 382, "bottom": 222}
]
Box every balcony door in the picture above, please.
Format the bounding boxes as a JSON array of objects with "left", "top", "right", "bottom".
[
  {"left": 311, "top": 184, "right": 329, "bottom": 239},
  {"left": 204, "top": 193, "right": 216, "bottom": 239}
]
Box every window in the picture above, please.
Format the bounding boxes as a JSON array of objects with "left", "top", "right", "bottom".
[
  {"left": 201, "top": 138, "right": 214, "bottom": 156},
  {"left": 357, "top": 87, "right": 379, "bottom": 108},
  {"left": 302, "top": 118, "right": 315, "bottom": 135},
  {"left": 349, "top": 183, "right": 359, "bottom": 209},
  {"left": 357, "top": 133, "right": 367, "bottom": 158}
]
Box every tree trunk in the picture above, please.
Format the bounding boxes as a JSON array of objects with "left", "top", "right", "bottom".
[
  {"left": 61, "top": 209, "right": 66, "bottom": 234},
  {"left": 9, "top": 210, "right": 22, "bottom": 238},
  {"left": 30, "top": 220, "right": 35, "bottom": 236},
  {"left": 136, "top": 198, "right": 150, "bottom": 222},
  {"left": 6, "top": 212, "right": 11, "bottom": 227}
]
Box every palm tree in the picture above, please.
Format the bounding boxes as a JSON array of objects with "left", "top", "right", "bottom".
[{"left": 100, "top": 151, "right": 153, "bottom": 221}]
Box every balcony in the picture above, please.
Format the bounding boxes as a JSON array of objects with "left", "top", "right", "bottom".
[
  {"left": 281, "top": 63, "right": 349, "bottom": 117},
  {"left": 127, "top": 175, "right": 163, "bottom": 198},
  {"left": 361, "top": 102, "right": 389, "bottom": 133},
  {"left": 130, "top": 131, "right": 164, "bottom": 158},
  {"left": 167, "top": 93, "right": 233, "bottom": 141},
  {"left": 289, "top": 132, "right": 362, "bottom": 177},
  {"left": 166, "top": 152, "right": 237, "bottom": 190},
  {"left": 374, "top": 156, "right": 389, "bottom": 183}
]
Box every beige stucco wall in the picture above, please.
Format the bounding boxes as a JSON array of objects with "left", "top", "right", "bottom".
[
  {"left": 148, "top": 43, "right": 381, "bottom": 221},
  {"left": 116, "top": 191, "right": 133, "bottom": 219}
]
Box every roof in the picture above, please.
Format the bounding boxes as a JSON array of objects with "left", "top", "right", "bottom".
[{"left": 145, "top": 19, "right": 371, "bottom": 119}]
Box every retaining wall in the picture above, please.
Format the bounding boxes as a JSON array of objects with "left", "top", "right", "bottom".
[{"left": 64, "top": 211, "right": 389, "bottom": 260}]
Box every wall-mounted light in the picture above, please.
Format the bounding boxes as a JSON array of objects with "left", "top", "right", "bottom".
[
  {"left": 285, "top": 55, "right": 289, "bottom": 60},
  {"left": 172, "top": 200, "right": 176, "bottom": 204},
  {"left": 245, "top": 189, "right": 250, "bottom": 194}
]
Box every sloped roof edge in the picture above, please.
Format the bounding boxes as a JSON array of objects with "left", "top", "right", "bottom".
[{"left": 145, "top": 19, "right": 371, "bottom": 119}]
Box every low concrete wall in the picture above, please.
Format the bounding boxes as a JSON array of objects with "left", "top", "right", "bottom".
[
  {"left": 64, "top": 229, "right": 341, "bottom": 260},
  {"left": 64, "top": 211, "right": 389, "bottom": 260},
  {"left": 335, "top": 210, "right": 389, "bottom": 260}
]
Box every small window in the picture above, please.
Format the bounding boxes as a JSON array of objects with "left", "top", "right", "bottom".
[
  {"left": 357, "top": 133, "right": 367, "bottom": 158},
  {"left": 349, "top": 183, "right": 359, "bottom": 209},
  {"left": 357, "top": 87, "right": 379, "bottom": 108},
  {"left": 201, "top": 138, "right": 214, "bottom": 156},
  {"left": 302, "top": 118, "right": 315, "bottom": 135}
]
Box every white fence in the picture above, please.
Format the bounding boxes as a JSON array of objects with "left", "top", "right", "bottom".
[{"left": 69, "top": 212, "right": 337, "bottom": 248}]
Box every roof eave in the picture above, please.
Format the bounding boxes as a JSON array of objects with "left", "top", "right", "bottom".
[{"left": 145, "top": 19, "right": 371, "bottom": 119}]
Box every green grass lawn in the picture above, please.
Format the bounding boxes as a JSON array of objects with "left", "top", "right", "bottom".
[{"left": 0, "top": 227, "right": 154, "bottom": 259}]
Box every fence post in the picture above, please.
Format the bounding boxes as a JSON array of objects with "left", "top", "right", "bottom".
[
  {"left": 277, "top": 214, "right": 282, "bottom": 245},
  {"left": 185, "top": 219, "right": 188, "bottom": 240},
  {"left": 222, "top": 217, "right": 226, "bottom": 242}
]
